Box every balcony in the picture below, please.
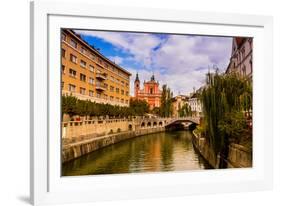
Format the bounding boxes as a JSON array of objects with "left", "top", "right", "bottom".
[
  {"left": 95, "top": 82, "right": 106, "bottom": 91},
  {"left": 96, "top": 72, "right": 107, "bottom": 80}
]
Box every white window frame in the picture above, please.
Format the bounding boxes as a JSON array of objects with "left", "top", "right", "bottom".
[
  {"left": 70, "top": 54, "right": 77, "bottom": 64},
  {"left": 89, "top": 65, "right": 94, "bottom": 72},
  {"left": 80, "top": 59, "right": 86, "bottom": 68},
  {"left": 70, "top": 38, "right": 77, "bottom": 48}
]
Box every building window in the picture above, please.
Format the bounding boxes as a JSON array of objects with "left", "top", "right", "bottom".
[
  {"left": 150, "top": 88, "right": 153, "bottom": 94},
  {"left": 121, "top": 99, "right": 124, "bottom": 103},
  {"left": 70, "top": 54, "right": 77, "bottom": 64},
  {"left": 121, "top": 81, "right": 124, "bottom": 86},
  {"left": 96, "top": 92, "right": 101, "bottom": 98},
  {"left": 104, "top": 83, "right": 108, "bottom": 89},
  {"left": 116, "top": 79, "right": 120, "bottom": 84},
  {"left": 248, "top": 38, "right": 253, "bottom": 48},
  {"left": 68, "top": 84, "right": 76, "bottom": 92},
  {"left": 126, "top": 91, "right": 129, "bottom": 96},
  {"left": 80, "top": 60, "right": 86, "bottom": 68},
  {"left": 242, "top": 65, "right": 246, "bottom": 77},
  {"left": 61, "top": 81, "right": 64, "bottom": 89},
  {"left": 61, "top": 48, "right": 66, "bottom": 58},
  {"left": 70, "top": 39, "right": 77, "bottom": 48},
  {"left": 116, "top": 97, "right": 119, "bottom": 102},
  {"left": 104, "top": 94, "right": 108, "bottom": 100},
  {"left": 89, "top": 65, "right": 94, "bottom": 72},
  {"left": 80, "top": 74, "right": 86, "bottom": 82},
  {"left": 116, "top": 88, "right": 120, "bottom": 93},
  {"left": 250, "top": 59, "right": 252, "bottom": 74},
  {"left": 81, "top": 47, "right": 87, "bottom": 54},
  {"left": 241, "top": 48, "right": 245, "bottom": 58},
  {"left": 89, "top": 54, "right": 95, "bottom": 60},
  {"left": 104, "top": 63, "right": 108, "bottom": 68},
  {"left": 61, "top": 33, "right": 66, "bottom": 41},
  {"left": 69, "top": 69, "right": 76, "bottom": 78},
  {"left": 110, "top": 76, "right": 114, "bottom": 82},
  {"left": 98, "top": 58, "right": 102, "bottom": 65},
  {"left": 121, "top": 90, "right": 124, "bottom": 95},
  {"left": 89, "top": 77, "right": 94, "bottom": 85},
  {"left": 61, "top": 65, "right": 65, "bottom": 74},
  {"left": 89, "top": 90, "right": 94, "bottom": 97},
  {"left": 125, "top": 100, "right": 128, "bottom": 104},
  {"left": 110, "top": 96, "right": 114, "bottom": 101},
  {"left": 126, "top": 83, "right": 129, "bottom": 87},
  {"left": 110, "top": 86, "right": 114, "bottom": 92},
  {"left": 80, "top": 87, "right": 86, "bottom": 95}
]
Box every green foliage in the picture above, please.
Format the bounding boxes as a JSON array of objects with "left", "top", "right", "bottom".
[
  {"left": 160, "top": 84, "right": 173, "bottom": 117},
  {"left": 178, "top": 103, "right": 192, "bottom": 117},
  {"left": 201, "top": 72, "right": 252, "bottom": 156},
  {"left": 61, "top": 95, "right": 149, "bottom": 118},
  {"left": 129, "top": 99, "right": 149, "bottom": 116},
  {"left": 61, "top": 95, "right": 77, "bottom": 117},
  {"left": 151, "top": 107, "right": 161, "bottom": 116},
  {"left": 218, "top": 111, "right": 247, "bottom": 140}
]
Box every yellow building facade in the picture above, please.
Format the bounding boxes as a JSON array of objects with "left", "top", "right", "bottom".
[{"left": 61, "top": 29, "right": 131, "bottom": 106}]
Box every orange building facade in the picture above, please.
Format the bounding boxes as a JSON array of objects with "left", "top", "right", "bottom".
[
  {"left": 61, "top": 29, "right": 131, "bottom": 107},
  {"left": 134, "top": 73, "right": 162, "bottom": 110}
]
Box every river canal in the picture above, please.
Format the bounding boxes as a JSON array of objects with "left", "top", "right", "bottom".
[{"left": 62, "top": 130, "right": 212, "bottom": 176}]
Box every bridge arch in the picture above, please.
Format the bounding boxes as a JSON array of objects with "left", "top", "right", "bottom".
[{"left": 164, "top": 117, "right": 200, "bottom": 130}]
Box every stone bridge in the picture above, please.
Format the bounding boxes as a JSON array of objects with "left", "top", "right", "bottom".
[
  {"left": 128, "top": 116, "right": 200, "bottom": 131},
  {"left": 164, "top": 117, "right": 200, "bottom": 127}
]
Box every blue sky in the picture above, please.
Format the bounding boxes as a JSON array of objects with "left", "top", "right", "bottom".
[{"left": 75, "top": 30, "right": 233, "bottom": 96}]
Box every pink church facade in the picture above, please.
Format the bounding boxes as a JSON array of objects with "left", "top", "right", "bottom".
[{"left": 134, "top": 73, "right": 162, "bottom": 110}]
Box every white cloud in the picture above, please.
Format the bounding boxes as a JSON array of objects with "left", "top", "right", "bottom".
[
  {"left": 75, "top": 30, "right": 163, "bottom": 68},
  {"left": 108, "top": 56, "right": 123, "bottom": 65},
  {"left": 75, "top": 30, "right": 232, "bottom": 95}
]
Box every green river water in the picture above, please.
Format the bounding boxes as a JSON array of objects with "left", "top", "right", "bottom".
[{"left": 62, "top": 130, "right": 212, "bottom": 176}]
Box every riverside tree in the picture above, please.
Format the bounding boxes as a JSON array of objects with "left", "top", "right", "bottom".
[
  {"left": 178, "top": 103, "right": 192, "bottom": 117},
  {"left": 61, "top": 95, "right": 149, "bottom": 118},
  {"left": 160, "top": 84, "right": 173, "bottom": 117},
  {"left": 201, "top": 71, "right": 252, "bottom": 168}
]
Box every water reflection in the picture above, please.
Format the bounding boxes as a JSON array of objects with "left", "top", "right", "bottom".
[{"left": 62, "top": 131, "right": 212, "bottom": 176}]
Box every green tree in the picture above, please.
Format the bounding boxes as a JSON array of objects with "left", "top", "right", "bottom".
[
  {"left": 61, "top": 95, "right": 78, "bottom": 117},
  {"left": 129, "top": 99, "right": 149, "bottom": 116},
  {"left": 62, "top": 96, "right": 151, "bottom": 118},
  {"left": 160, "top": 84, "right": 173, "bottom": 117},
  {"left": 178, "top": 103, "right": 192, "bottom": 117},
  {"left": 201, "top": 71, "right": 252, "bottom": 168}
]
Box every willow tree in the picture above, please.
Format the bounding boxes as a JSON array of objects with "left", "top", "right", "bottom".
[
  {"left": 179, "top": 103, "right": 192, "bottom": 117},
  {"left": 201, "top": 71, "right": 252, "bottom": 168},
  {"left": 160, "top": 84, "right": 173, "bottom": 117}
]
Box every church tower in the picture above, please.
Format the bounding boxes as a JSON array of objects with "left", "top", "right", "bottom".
[{"left": 134, "top": 73, "right": 140, "bottom": 97}]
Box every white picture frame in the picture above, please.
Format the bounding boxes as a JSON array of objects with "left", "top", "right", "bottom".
[{"left": 30, "top": 0, "right": 273, "bottom": 205}]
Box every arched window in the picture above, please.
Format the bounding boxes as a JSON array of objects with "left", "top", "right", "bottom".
[{"left": 242, "top": 65, "right": 246, "bottom": 77}]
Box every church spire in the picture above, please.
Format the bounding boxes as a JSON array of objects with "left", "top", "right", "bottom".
[
  {"left": 135, "top": 72, "right": 140, "bottom": 82},
  {"left": 151, "top": 73, "right": 155, "bottom": 81}
]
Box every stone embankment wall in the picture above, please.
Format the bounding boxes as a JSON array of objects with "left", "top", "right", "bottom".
[
  {"left": 62, "top": 127, "right": 165, "bottom": 163},
  {"left": 192, "top": 132, "right": 252, "bottom": 168},
  {"left": 62, "top": 119, "right": 129, "bottom": 141}
]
